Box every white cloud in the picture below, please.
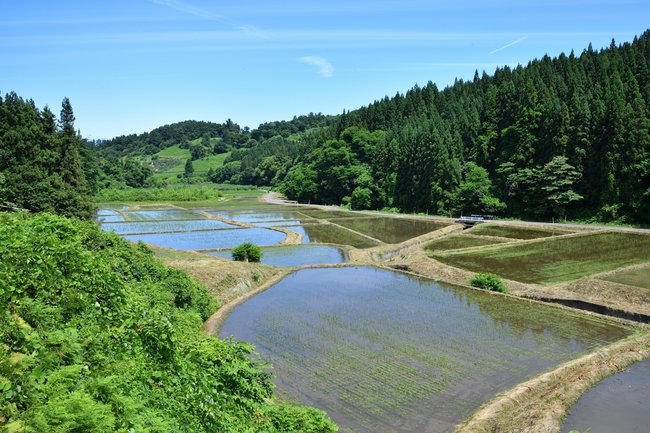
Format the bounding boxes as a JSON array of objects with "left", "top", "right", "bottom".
[
  {"left": 151, "top": 0, "right": 223, "bottom": 21},
  {"left": 299, "top": 56, "right": 334, "bottom": 77},
  {"left": 488, "top": 36, "right": 528, "bottom": 55}
]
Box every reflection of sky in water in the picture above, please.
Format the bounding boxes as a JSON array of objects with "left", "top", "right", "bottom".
[
  {"left": 121, "top": 210, "right": 201, "bottom": 221},
  {"left": 124, "top": 228, "right": 286, "bottom": 250},
  {"left": 561, "top": 357, "right": 650, "bottom": 433},
  {"left": 207, "top": 210, "right": 313, "bottom": 224},
  {"left": 101, "top": 219, "right": 236, "bottom": 234},
  {"left": 209, "top": 245, "right": 348, "bottom": 267},
  {"left": 97, "top": 215, "right": 125, "bottom": 223},
  {"left": 222, "top": 267, "right": 630, "bottom": 433},
  {"left": 97, "top": 209, "right": 119, "bottom": 216}
]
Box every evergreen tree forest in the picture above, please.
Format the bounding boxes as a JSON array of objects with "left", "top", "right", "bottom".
[
  {"left": 0, "top": 93, "right": 95, "bottom": 219},
  {"left": 216, "top": 31, "right": 650, "bottom": 224}
]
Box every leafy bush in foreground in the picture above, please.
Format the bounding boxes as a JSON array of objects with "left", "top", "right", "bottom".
[
  {"left": 232, "top": 242, "right": 263, "bottom": 262},
  {"left": 0, "top": 212, "right": 336, "bottom": 433},
  {"left": 470, "top": 272, "right": 508, "bottom": 293}
]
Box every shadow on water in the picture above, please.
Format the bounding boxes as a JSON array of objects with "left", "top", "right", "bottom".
[{"left": 220, "top": 266, "right": 631, "bottom": 433}]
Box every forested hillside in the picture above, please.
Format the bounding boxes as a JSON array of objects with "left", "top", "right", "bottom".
[
  {"left": 96, "top": 119, "right": 249, "bottom": 158},
  {"left": 219, "top": 31, "right": 650, "bottom": 224},
  {"left": 0, "top": 212, "right": 336, "bottom": 432}
]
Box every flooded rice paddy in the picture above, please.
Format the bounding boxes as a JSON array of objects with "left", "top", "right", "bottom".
[
  {"left": 206, "top": 209, "right": 315, "bottom": 224},
  {"left": 220, "top": 266, "right": 631, "bottom": 433},
  {"left": 601, "top": 265, "right": 650, "bottom": 290},
  {"left": 101, "top": 219, "right": 237, "bottom": 234},
  {"left": 468, "top": 224, "right": 575, "bottom": 240},
  {"left": 123, "top": 227, "right": 287, "bottom": 250},
  {"left": 209, "top": 244, "right": 348, "bottom": 267},
  {"left": 561, "top": 357, "right": 650, "bottom": 433},
  {"left": 288, "top": 224, "right": 380, "bottom": 248},
  {"left": 121, "top": 209, "right": 202, "bottom": 221},
  {"left": 433, "top": 231, "right": 650, "bottom": 285},
  {"left": 425, "top": 234, "right": 509, "bottom": 253},
  {"left": 334, "top": 217, "right": 448, "bottom": 243}
]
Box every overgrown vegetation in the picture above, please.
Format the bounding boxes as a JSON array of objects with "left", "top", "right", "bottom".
[
  {"left": 470, "top": 273, "right": 508, "bottom": 293},
  {"left": 0, "top": 212, "right": 336, "bottom": 433},
  {"left": 232, "top": 242, "right": 263, "bottom": 262}
]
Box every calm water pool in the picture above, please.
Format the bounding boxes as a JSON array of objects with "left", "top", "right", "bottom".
[
  {"left": 221, "top": 267, "right": 630, "bottom": 433},
  {"left": 209, "top": 244, "right": 348, "bottom": 267},
  {"left": 562, "top": 357, "right": 650, "bottom": 433},
  {"left": 124, "top": 228, "right": 286, "bottom": 250}
]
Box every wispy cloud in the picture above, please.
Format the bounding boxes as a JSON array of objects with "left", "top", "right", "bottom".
[
  {"left": 488, "top": 36, "right": 528, "bottom": 55},
  {"left": 299, "top": 56, "right": 334, "bottom": 77},
  {"left": 151, "top": 0, "right": 224, "bottom": 21}
]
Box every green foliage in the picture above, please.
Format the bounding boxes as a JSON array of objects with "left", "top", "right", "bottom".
[
  {"left": 470, "top": 273, "right": 508, "bottom": 293},
  {"left": 232, "top": 242, "right": 263, "bottom": 262},
  {"left": 96, "top": 184, "right": 223, "bottom": 202},
  {"left": 0, "top": 213, "right": 336, "bottom": 433},
  {"left": 0, "top": 92, "right": 94, "bottom": 219},
  {"left": 183, "top": 159, "right": 194, "bottom": 177}
]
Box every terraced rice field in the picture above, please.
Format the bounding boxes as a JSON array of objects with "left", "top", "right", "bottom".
[
  {"left": 334, "top": 217, "right": 448, "bottom": 243},
  {"left": 206, "top": 210, "right": 315, "bottom": 224},
  {"left": 123, "top": 227, "right": 286, "bottom": 250},
  {"left": 101, "top": 219, "right": 237, "bottom": 234},
  {"left": 290, "top": 224, "right": 380, "bottom": 248},
  {"left": 468, "top": 224, "right": 575, "bottom": 240},
  {"left": 600, "top": 265, "right": 650, "bottom": 289},
  {"left": 297, "top": 209, "right": 362, "bottom": 219},
  {"left": 209, "top": 244, "right": 348, "bottom": 267},
  {"left": 561, "top": 357, "right": 650, "bottom": 433},
  {"left": 425, "top": 234, "right": 510, "bottom": 253},
  {"left": 220, "top": 267, "right": 631, "bottom": 433},
  {"left": 122, "top": 209, "right": 202, "bottom": 221},
  {"left": 432, "top": 231, "right": 650, "bottom": 285}
]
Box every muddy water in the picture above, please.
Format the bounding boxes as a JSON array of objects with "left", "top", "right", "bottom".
[
  {"left": 287, "top": 224, "right": 379, "bottom": 248},
  {"left": 209, "top": 245, "right": 348, "bottom": 267},
  {"left": 123, "top": 227, "right": 286, "bottom": 250},
  {"left": 562, "top": 357, "right": 650, "bottom": 433},
  {"left": 221, "top": 267, "right": 630, "bottom": 433}
]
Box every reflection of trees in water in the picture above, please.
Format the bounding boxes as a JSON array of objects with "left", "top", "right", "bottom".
[{"left": 443, "top": 282, "right": 630, "bottom": 344}]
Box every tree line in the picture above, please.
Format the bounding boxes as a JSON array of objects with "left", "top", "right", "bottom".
[{"left": 215, "top": 30, "right": 650, "bottom": 223}]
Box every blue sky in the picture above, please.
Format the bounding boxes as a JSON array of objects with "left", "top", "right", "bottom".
[{"left": 1, "top": 0, "right": 648, "bottom": 139}]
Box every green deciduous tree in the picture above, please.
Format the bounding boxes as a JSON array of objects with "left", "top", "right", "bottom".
[{"left": 232, "top": 242, "right": 263, "bottom": 262}]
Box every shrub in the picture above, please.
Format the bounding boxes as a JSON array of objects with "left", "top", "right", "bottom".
[
  {"left": 470, "top": 272, "right": 508, "bottom": 293},
  {"left": 232, "top": 242, "right": 263, "bottom": 262}
]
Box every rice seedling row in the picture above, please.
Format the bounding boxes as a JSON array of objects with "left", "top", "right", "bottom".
[
  {"left": 467, "top": 223, "right": 576, "bottom": 240},
  {"left": 433, "top": 231, "right": 650, "bottom": 285},
  {"left": 221, "top": 267, "right": 631, "bottom": 433},
  {"left": 333, "top": 217, "right": 449, "bottom": 244}
]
